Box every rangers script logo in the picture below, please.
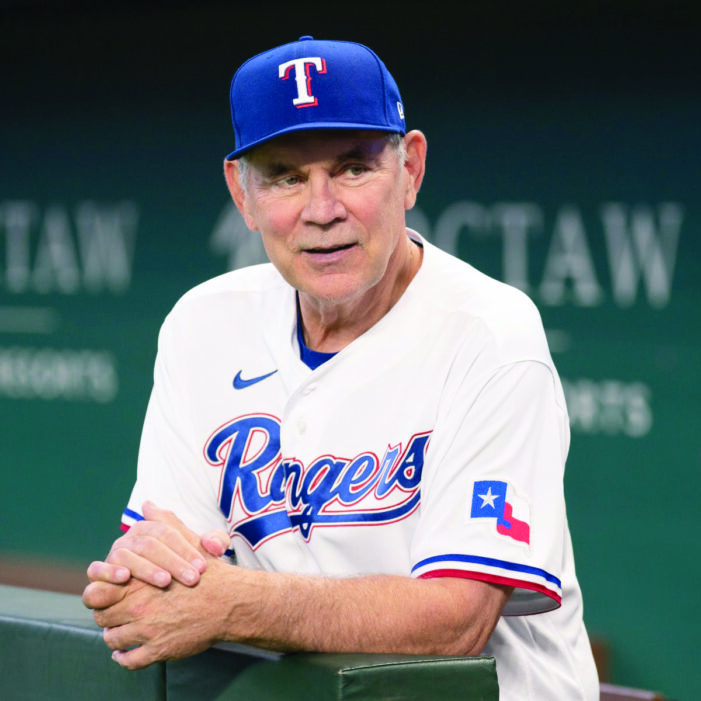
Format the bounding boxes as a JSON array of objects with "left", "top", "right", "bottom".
[{"left": 204, "top": 414, "right": 431, "bottom": 549}]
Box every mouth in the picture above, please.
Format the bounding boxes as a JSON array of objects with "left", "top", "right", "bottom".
[{"left": 303, "top": 242, "right": 356, "bottom": 255}]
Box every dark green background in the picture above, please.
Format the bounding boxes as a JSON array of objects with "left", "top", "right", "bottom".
[{"left": 1, "top": 3, "right": 698, "bottom": 699}]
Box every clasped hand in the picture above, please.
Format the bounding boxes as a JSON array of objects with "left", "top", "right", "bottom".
[{"left": 82, "top": 502, "right": 232, "bottom": 669}]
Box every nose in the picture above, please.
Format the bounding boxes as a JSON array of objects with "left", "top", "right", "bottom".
[{"left": 301, "top": 174, "right": 346, "bottom": 225}]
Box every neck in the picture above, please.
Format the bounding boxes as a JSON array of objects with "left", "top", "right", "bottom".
[{"left": 298, "top": 233, "right": 422, "bottom": 353}]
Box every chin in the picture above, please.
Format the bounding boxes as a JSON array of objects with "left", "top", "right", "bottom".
[{"left": 301, "top": 278, "right": 375, "bottom": 306}]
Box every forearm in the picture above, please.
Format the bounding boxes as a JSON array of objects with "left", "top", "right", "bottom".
[
  {"left": 84, "top": 505, "right": 510, "bottom": 668},
  {"left": 218, "top": 567, "right": 510, "bottom": 657}
]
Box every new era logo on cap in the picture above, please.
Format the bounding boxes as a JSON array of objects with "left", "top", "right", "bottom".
[{"left": 226, "top": 36, "right": 406, "bottom": 160}]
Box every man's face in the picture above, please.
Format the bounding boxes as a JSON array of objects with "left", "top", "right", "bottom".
[{"left": 232, "top": 130, "right": 422, "bottom": 308}]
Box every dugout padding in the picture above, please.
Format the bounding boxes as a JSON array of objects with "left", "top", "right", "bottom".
[{"left": 0, "top": 584, "right": 498, "bottom": 700}]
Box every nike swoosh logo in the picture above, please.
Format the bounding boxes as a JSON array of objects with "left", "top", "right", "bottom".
[{"left": 233, "top": 369, "right": 278, "bottom": 390}]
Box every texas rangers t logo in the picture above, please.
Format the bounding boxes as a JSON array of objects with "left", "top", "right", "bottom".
[{"left": 279, "top": 57, "right": 327, "bottom": 107}]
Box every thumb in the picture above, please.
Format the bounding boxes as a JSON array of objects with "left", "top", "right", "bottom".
[
  {"left": 142, "top": 499, "right": 188, "bottom": 531},
  {"left": 200, "top": 530, "right": 230, "bottom": 558},
  {"left": 142, "top": 500, "right": 182, "bottom": 525},
  {"left": 141, "top": 500, "right": 200, "bottom": 549}
]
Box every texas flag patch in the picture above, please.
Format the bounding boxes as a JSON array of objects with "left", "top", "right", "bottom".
[{"left": 470, "top": 480, "right": 530, "bottom": 544}]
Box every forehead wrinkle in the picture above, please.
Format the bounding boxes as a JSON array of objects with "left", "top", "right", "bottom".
[
  {"left": 337, "top": 144, "right": 382, "bottom": 164},
  {"left": 258, "top": 160, "right": 295, "bottom": 179}
]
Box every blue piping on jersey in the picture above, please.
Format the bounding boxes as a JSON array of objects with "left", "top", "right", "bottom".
[
  {"left": 412, "top": 553, "right": 561, "bottom": 588},
  {"left": 123, "top": 507, "right": 144, "bottom": 522}
]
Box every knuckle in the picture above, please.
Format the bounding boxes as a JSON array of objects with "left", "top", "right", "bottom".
[
  {"left": 87, "top": 561, "right": 109, "bottom": 581},
  {"left": 86, "top": 560, "right": 101, "bottom": 576},
  {"left": 109, "top": 546, "right": 129, "bottom": 561},
  {"left": 83, "top": 582, "right": 105, "bottom": 608},
  {"left": 145, "top": 522, "right": 164, "bottom": 539},
  {"left": 151, "top": 521, "right": 174, "bottom": 541},
  {"left": 107, "top": 546, "right": 131, "bottom": 565},
  {"left": 103, "top": 632, "right": 120, "bottom": 653},
  {"left": 112, "top": 538, "right": 153, "bottom": 562},
  {"left": 125, "top": 656, "right": 144, "bottom": 671},
  {"left": 110, "top": 532, "right": 132, "bottom": 550},
  {"left": 127, "top": 521, "right": 145, "bottom": 537}
]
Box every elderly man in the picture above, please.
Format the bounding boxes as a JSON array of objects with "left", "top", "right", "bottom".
[{"left": 83, "top": 36, "right": 599, "bottom": 700}]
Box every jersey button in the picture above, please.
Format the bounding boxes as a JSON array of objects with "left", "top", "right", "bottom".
[
  {"left": 297, "top": 418, "right": 307, "bottom": 434},
  {"left": 302, "top": 384, "right": 316, "bottom": 395}
]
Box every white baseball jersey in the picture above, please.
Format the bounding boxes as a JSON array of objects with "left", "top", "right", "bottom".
[{"left": 123, "top": 230, "right": 599, "bottom": 700}]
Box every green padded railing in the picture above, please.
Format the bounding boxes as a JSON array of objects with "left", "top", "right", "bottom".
[{"left": 0, "top": 584, "right": 498, "bottom": 700}]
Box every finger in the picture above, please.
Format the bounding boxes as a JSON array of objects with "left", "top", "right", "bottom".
[
  {"left": 91, "top": 578, "right": 150, "bottom": 628},
  {"left": 109, "top": 524, "right": 206, "bottom": 586},
  {"left": 109, "top": 545, "right": 199, "bottom": 587},
  {"left": 87, "top": 560, "right": 131, "bottom": 584},
  {"left": 82, "top": 580, "right": 128, "bottom": 611},
  {"left": 200, "top": 530, "right": 230, "bottom": 558},
  {"left": 141, "top": 502, "right": 209, "bottom": 572},
  {"left": 127, "top": 515, "right": 204, "bottom": 563},
  {"left": 102, "top": 622, "right": 140, "bottom": 652},
  {"left": 139, "top": 505, "right": 208, "bottom": 571},
  {"left": 103, "top": 620, "right": 155, "bottom": 671},
  {"left": 111, "top": 645, "right": 154, "bottom": 671},
  {"left": 142, "top": 501, "right": 200, "bottom": 549}
]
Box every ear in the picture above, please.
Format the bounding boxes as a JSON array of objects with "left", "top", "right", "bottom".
[
  {"left": 223, "top": 159, "right": 258, "bottom": 231},
  {"left": 402, "top": 130, "right": 428, "bottom": 210}
]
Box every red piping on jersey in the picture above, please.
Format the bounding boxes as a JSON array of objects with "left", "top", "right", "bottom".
[
  {"left": 120, "top": 522, "right": 560, "bottom": 612},
  {"left": 418, "top": 568, "right": 562, "bottom": 611}
]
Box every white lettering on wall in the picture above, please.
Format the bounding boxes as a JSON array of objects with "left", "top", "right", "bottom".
[
  {"left": 413, "top": 200, "right": 683, "bottom": 309},
  {"left": 75, "top": 201, "right": 138, "bottom": 293},
  {"left": 0, "top": 346, "right": 118, "bottom": 402},
  {"left": 600, "top": 203, "right": 682, "bottom": 308},
  {"left": 209, "top": 202, "right": 267, "bottom": 270},
  {"left": 491, "top": 203, "right": 543, "bottom": 295},
  {"left": 562, "top": 378, "right": 653, "bottom": 438},
  {"left": 32, "top": 205, "right": 81, "bottom": 293},
  {"left": 540, "top": 206, "right": 603, "bottom": 306},
  {"left": 0, "top": 200, "right": 138, "bottom": 295}
]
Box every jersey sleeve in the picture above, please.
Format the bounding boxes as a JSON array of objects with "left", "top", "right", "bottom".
[
  {"left": 121, "top": 309, "right": 228, "bottom": 538},
  {"left": 410, "top": 357, "right": 571, "bottom": 616}
]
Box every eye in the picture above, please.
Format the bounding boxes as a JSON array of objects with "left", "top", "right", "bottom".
[
  {"left": 273, "top": 173, "right": 303, "bottom": 188},
  {"left": 343, "top": 163, "right": 369, "bottom": 178}
]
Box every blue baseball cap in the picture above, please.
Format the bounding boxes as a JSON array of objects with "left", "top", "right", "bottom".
[{"left": 226, "top": 36, "right": 406, "bottom": 160}]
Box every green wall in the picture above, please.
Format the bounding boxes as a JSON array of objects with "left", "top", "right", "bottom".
[{"left": 1, "top": 5, "right": 698, "bottom": 699}]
